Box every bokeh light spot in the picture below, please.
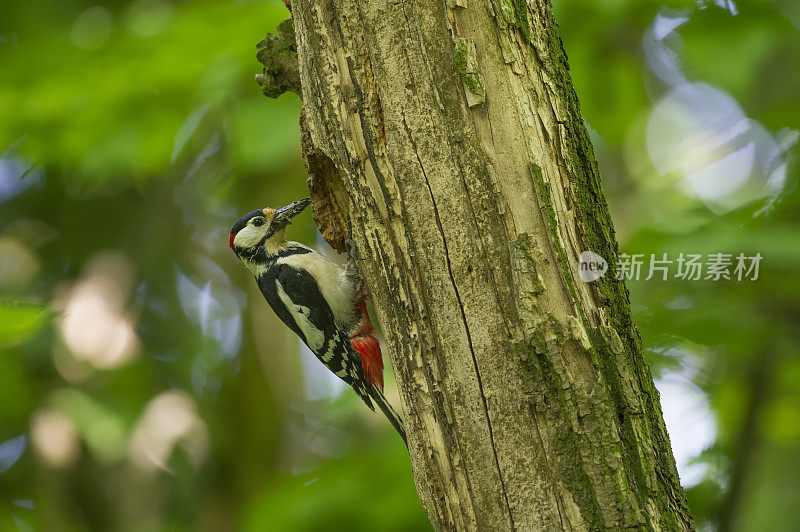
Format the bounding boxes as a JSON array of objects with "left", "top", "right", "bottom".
[
  {"left": 30, "top": 410, "right": 80, "bottom": 468},
  {"left": 70, "top": 6, "right": 114, "bottom": 50}
]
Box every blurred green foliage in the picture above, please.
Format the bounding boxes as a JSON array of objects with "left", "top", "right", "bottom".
[
  {"left": 0, "top": 1, "right": 422, "bottom": 530},
  {"left": 557, "top": 0, "right": 800, "bottom": 529},
  {"left": 0, "top": 0, "right": 798, "bottom": 530}
]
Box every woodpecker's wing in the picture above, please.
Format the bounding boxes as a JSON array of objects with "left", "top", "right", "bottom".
[{"left": 259, "top": 264, "right": 374, "bottom": 410}]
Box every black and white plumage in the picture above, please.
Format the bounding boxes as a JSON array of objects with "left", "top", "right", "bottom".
[{"left": 229, "top": 198, "right": 406, "bottom": 445}]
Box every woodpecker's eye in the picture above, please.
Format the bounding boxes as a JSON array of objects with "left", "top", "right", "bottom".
[{"left": 252, "top": 218, "right": 265, "bottom": 227}]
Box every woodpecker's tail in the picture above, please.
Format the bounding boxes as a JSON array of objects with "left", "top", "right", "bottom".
[{"left": 368, "top": 386, "right": 407, "bottom": 446}]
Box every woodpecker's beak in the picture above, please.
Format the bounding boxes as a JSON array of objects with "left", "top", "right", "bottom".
[{"left": 265, "top": 197, "right": 311, "bottom": 239}]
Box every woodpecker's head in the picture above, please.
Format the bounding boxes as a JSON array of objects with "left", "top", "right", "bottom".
[{"left": 229, "top": 197, "right": 311, "bottom": 262}]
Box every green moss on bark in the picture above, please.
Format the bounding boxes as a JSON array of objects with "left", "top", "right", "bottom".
[
  {"left": 498, "top": 0, "right": 533, "bottom": 43},
  {"left": 453, "top": 37, "right": 485, "bottom": 106},
  {"left": 256, "top": 18, "right": 300, "bottom": 98},
  {"left": 519, "top": 316, "right": 605, "bottom": 529}
]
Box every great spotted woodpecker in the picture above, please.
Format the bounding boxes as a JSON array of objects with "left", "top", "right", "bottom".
[{"left": 229, "top": 198, "right": 407, "bottom": 445}]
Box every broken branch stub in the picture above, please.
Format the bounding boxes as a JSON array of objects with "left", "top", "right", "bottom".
[{"left": 255, "top": 18, "right": 300, "bottom": 98}]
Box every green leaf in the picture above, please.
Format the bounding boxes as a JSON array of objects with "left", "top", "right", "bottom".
[{"left": 0, "top": 300, "right": 48, "bottom": 347}]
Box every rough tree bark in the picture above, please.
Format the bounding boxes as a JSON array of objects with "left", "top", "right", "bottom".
[{"left": 258, "top": 1, "right": 693, "bottom": 530}]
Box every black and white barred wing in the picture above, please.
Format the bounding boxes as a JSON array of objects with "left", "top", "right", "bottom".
[{"left": 260, "top": 264, "right": 374, "bottom": 409}]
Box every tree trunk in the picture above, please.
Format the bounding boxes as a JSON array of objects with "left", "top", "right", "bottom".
[{"left": 268, "top": 0, "right": 693, "bottom": 529}]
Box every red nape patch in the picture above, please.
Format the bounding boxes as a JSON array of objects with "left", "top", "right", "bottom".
[
  {"left": 352, "top": 335, "right": 384, "bottom": 391},
  {"left": 229, "top": 233, "right": 236, "bottom": 250}
]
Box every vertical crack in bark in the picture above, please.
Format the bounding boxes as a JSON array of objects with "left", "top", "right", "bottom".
[
  {"left": 531, "top": 418, "right": 570, "bottom": 529},
  {"left": 403, "top": 114, "right": 515, "bottom": 530},
  {"left": 425, "top": 172, "right": 515, "bottom": 531}
]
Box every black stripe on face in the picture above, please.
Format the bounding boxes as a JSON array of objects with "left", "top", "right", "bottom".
[
  {"left": 276, "top": 246, "right": 313, "bottom": 259},
  {"left": 250, "top": 245, "right": 312, "bottom": 266},
  {"left": 230, "top": 209, "right": 265, "bottom": 236},
  {"left": 237, "top": 245, "right": 267, "bottom": 264}
]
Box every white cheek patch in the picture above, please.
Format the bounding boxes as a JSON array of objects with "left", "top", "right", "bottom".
[
  {"left": 275, "top": 279, "right": 325, "bottom": 351},
  {"left": 234, "top": 225, "right": 266, "bottom": 250}
]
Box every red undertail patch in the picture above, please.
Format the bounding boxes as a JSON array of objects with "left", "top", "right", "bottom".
[
  {"left": 350, "top": 299, "right": 383, "bottom": 391},
  {"left": 352, "top": 334, "right": 384, "bottom": 391}
]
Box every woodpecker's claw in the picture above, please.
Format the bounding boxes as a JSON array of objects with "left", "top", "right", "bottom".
[
  {"left": 345, "top": 234, "right": 366, "bottom": 261},
  {"left": 344, "top": 234, "right": 366, "bottom": 299}
]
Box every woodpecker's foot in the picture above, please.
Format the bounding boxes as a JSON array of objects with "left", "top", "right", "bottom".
[
  {"left": 345, "top": 255, "right": 362, "bottom": 292},
  {"left": 342, "top": 235, "right": 362, "bottom": 291},
  {"left": 345, "top": 234, "right": 366, "bottom": 261}
]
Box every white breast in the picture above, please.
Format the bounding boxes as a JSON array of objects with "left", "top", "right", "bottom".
[{"left": 277, "top": 250, "right": 359, "bottom": 329}]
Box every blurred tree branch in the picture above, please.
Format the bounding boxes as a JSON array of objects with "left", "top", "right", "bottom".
[
  {"left": 718, "top": 351, "right": 774, "bottom": 532},
  {"left": 259, "top": 0, "right": 694, "bottom": 529}
]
